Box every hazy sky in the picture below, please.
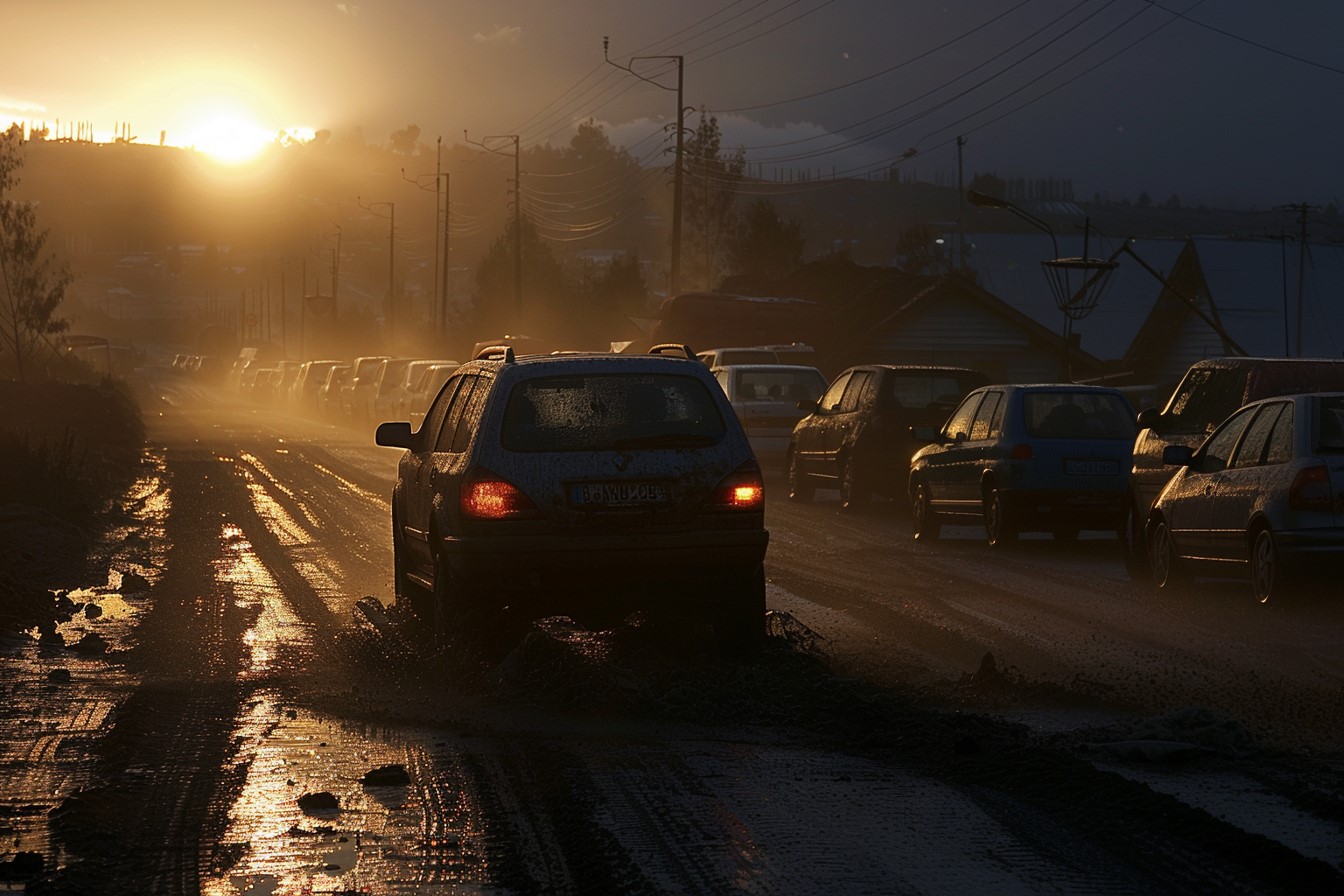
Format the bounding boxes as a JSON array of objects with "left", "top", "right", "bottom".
[{"left": 6, "top": 1, "right": 1342, "bottom": 208}]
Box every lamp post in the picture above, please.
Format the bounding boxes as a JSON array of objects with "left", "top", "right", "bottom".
[{"left": 967, "top": 190, "right": 1116, "bottom": 381}]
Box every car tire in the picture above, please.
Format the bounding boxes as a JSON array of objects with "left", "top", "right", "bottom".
[
  {"left": 984, "top": 489, "right": 1018, "bottom": 547},
  {"left": 1121, "top": 499, "right": 1148, "bottom": 580},
  {"left": 839, "top": 456, "right": 869, "bottom": 512},
  {"left": 912, "top": 482, "right": 941, "bottom": 541},
  {"left": 1148, "top": 517, "right": 1186, "bottom": 590},
  {"left": 1249, "top": 525, "right": 1284, "bottom": 604},
  {"left": 787, "top": 453, "right": 815, "bottom": 502},
  {"left": 714, "top": 564, "right": 767, "bottom": 655}
]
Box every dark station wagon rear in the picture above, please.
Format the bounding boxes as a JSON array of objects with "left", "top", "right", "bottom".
[{"left": 375, "top": 344, "right": 770, "bottom": 648}]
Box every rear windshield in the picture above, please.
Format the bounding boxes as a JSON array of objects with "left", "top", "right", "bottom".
[
  {"left": 1024, "top": 392, "right": 1137, "bottom": 440},
  {"left": 735, "top": 368, "right": 826, "bottom": 403},
  {"left": 882, "top": 372, "right": 984, "bottom": 412},
  {"left": 502, "top": 373, "right": 727, "bottom": 452},
  {"left": 1319, "top": 397, "right": 1344, "bottom": 452}
]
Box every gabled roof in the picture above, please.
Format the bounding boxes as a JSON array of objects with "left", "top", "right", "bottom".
[
  {"left": 959, "top": 232, "right": 1185, "bottom": 362},
  {"left": 1191, "top": 236, "right": 1344, "bottom": 358}
]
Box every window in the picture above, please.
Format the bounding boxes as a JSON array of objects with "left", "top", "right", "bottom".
[
  {"left": 1199, "top": 405, "right": 1257, "bottom": 474},
  {"left": 423, "top": 375, "right": 463, "bottom": 443},
  {"left": 1024, "top": 392, "right": 1136, "bottom": 440},
  {"left": 1317, "top": 398, "right": 1344, "bottom": 453},
  {"left": 1265, "top": 404, "right": 1295, "bottom": 464},
  {"left": 969, "top": 391, "right": 1002, "bottom": 440},
  {"left": 1231, "top": 403, "right": 1284, "bottom": 469},
  {"left": 943, "top": 392, "right": 983, "bottom": 441},
  {"left": 818, "top": 372, "right": 851, "bottom": 414},
  {"left": 1164, "top": 367, "right": 1250, "bottom": 434},
  {"left": 500, "top": 373, "right": 726, "bottom": 452},
  {"left": 434, "top": 375, "right": 479, "bottom": 452},
  {"left": 839, "top": 371, "right": 871, "bottom": 412}
]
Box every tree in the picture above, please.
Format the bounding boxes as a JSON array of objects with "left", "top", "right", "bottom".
[
  {"left": 390, "top": 124, "right": 421, "bottom": 156},
  {"left": 683, "top": 112, "right": 745, "bottom": 291},
  {"left": 0, "top": 127, "right": 71, "bottom": 381},
  {"left": 727, "top": 200, "right": 804, "bottom": 279},
  {"left": 472, "top": 216, "right": 568, "bottom": 339}
]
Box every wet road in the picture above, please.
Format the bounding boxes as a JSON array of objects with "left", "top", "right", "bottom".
[{"left": 2, "top": 370, "right": 1342, "bottom": 894}]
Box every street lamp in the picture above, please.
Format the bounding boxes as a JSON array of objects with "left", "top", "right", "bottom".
[{"left": 967, "top": 190, "right": 1116, "bottom": 380}]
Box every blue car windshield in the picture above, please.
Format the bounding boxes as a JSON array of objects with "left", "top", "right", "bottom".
[
  {"left": 1023, "top": 392, "right": 1136, "bottom": 440},
  {"left": 502, "top": 373, "right": 727, "bottom": 452}
]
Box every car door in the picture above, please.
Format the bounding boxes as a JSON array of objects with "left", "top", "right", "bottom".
[
  {"left": 794, "top": 370, "right": 851, "bottom": 476},
  {"left": 821, "top": 369, "right": 873, "bottom": 470},
  {"left": 405, "top": 374, "right": 472, "bottom": 565},
  {"left": 1208, "top": 401, "right": 1291, "bottom": 560},
  {"left": 1163, "top": 404, "right": 1259, "bottom": 558},
  {"left": 920, "top": 390, "right": 986, "bottom": 510}
]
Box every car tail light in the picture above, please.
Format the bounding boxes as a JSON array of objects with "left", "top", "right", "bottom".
[
  {"left": 1289, "top": 464, "right": 1335, "bottom": 512},
  {"left": 1010, "top": 444, "right": 1033, "bottom": 460},
  {"left": 706, "top": 460, "right": 765, "bottom": 512},
  {"left": 460, "top": 467, "right": 541, "bottom": 520}
]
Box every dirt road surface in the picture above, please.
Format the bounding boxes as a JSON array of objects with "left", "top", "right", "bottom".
[{"left": 2, "top": 370, "right": 1341, "bottom": 894}]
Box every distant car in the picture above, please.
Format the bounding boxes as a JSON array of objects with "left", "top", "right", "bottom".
[
  {"left": 712, "top": 364, "right": 828, "bottom": 465},
  {"left": 787, "top": 365, "right": 989, "bottom": 510},
  {"left": 345, "top": 355, "right": 391, "bottom": 422},
  {"left": 1146, "top": 392, "right": 1344, "bottom": 603},
  {"left": 909, "top": 383, "right": 1137, "bottom": 545},
  {"left": 374, "top": 343, "right": 769, "bottom": 649},
  {"left": 376, "top": 359, "right": 454, "bottom": 423},
  {"left": 317, "top": 364, "right": 352, "bottom": 418},
  {"left": 1127, "top": 357, "right": 1344, "bottom": 572},
  {"left": 406, "top": 361, "right": 460, "bottom": 430},
  {"left": 290, "top": 360, "right": 343, "bottom": 412},
  {"left": 696, "top": 344, "right": 815, "bottom": 368}
]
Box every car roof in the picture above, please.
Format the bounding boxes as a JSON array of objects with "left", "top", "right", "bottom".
[
  {"left": 844, "top": 364, "right": 987, "bottom": 374},
  {"left": 711, "top": 363, "right": 823, "bottom": 372}
]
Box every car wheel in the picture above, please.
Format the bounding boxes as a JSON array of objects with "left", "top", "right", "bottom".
[
  {"left": 1148, "top": 517, "right": 1185, "bottom": 590},
  {"left": 787, "top": 453, "right": 815, "bottom": 502},
  {"left": 984, "top": 489, "right": 1018, "bottom": 547},
  {"left": 912, "top": 482, "right": 941, "bottom": 541},
  {"left": 1121, "top": 499, "right": 1148, "bottom": 580},
  {"left": 431, "top": 550, "right": 469, "bottom": 646},
  {"left": 1250, "top": 526, "right": 1282, "bottom": 604},
  {"left": 714, "top": 563, "right": 767, "bottom": 655},
  {"left": 839, "top": 456, "right": 869, "bottom": 512}
]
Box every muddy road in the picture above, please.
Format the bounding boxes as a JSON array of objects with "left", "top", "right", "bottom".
[{"left": 3, "top": 370, "right": 1342, "bottom": 894}]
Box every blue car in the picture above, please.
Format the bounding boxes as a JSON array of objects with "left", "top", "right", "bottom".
[{"left": 909, "top": 384, "right": 1137, "bottom": 545}]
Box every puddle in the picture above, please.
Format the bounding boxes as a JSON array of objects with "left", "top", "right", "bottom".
[{"left": 201, "top": 697, "right": 494, "bottom": 895}]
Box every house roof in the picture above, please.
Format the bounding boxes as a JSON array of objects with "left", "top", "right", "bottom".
[
  {"left": 1190, "top": 236, "right": 1344, "bottom": 358},
  {"left": 959, "top": 233, "right": 1185, "bottom": 362}
]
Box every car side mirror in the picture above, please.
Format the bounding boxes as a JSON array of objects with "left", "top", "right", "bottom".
[
  {"left": 375, "top": 421, "right": 415, "bottom": 449},
  {"left": 1136, "top": 407, "right": 1161, "bottom": 430},
  {"left": 1161, "top": 444, "right": 1193, "bottom": 466}
]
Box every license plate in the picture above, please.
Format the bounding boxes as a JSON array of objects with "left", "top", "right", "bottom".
[
  {"left": 1065, "top": 458, "right": 1119, "bottom": 475},
  {"left": 571, "top": 481, "right": 670, "bottom": 507}
]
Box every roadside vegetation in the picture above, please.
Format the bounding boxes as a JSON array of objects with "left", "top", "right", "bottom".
[{"left": 0, "top": 377, "right": 144, "bottom": 633}]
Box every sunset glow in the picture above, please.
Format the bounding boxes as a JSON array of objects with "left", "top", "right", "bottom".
[{"left": 183, "top": 112, "right": 275, "bottom": 165}]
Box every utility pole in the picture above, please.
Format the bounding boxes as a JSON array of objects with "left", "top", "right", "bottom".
[
  {"left": 1274, "top": 203, "right": 1318, "bottom": 356},
  {"left": 606, "top": 37, "right": 685, "bottom": 296},
  {"left": 359, "top": 198, "right": 396, "bottom": 348},
  {"left": 466, "top": 132, "right": 522, "bottom": 326},
  {"left": 956, "top": 136, "right": 967, "bottom": 274}
]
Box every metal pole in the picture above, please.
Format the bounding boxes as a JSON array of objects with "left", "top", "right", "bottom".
[
  {"left": 672, "top": 57, "right": 684, "bottom": 296},
  {"left": 441, "top": 173, "right": 450, "bottom": 339},
  {"left": 512, "top": 136, "right": 521, "bottom": 325}
]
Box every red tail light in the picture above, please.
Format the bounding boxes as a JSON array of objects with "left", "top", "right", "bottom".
[
  {"left": 1289, "top": 464, "right": 1334, "bottom": 512},
  {"left": 460, "top": 468, "right": 540, "bottom": 520},
  {"left": 1010, "top": 444, "right": 1033, "bottom": 460},
  {"left": 706, "top": 461, "right": 765, "bottom": 512}
]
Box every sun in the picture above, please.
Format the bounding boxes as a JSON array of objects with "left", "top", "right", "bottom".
[{"left": 185, "top": 112, "right": 275, "bottom": 165}]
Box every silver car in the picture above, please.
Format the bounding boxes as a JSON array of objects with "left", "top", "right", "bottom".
[{"left": 1147, "top": 392, "right": 1344, "bottom": 602}]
